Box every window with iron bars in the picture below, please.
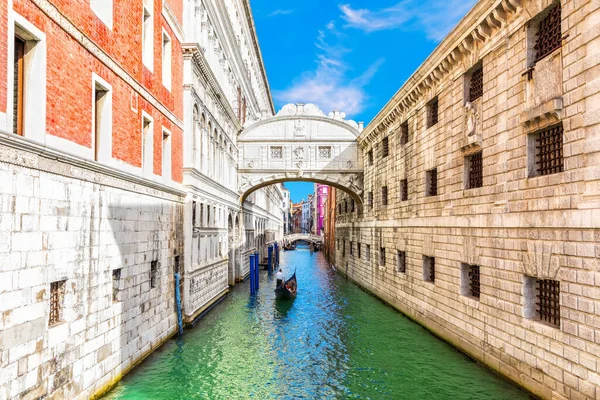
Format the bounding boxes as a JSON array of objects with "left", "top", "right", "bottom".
[
  {"left": 349, "top": 241, "right": 353, "bottom": 256},
  {"left": 270, "top": 146, "right": 283, "bottom": 159},
  {"left": 469, "top": 66, "right": 483, "bottom": 102},
  {"left": 400, "top": 178, "right": 408, "bottom": 201},
  {"left": 357, "top": 243, "right": 361, "bottom": 259},
  {"left": 466, "top": 152, "right": 483, "bottom": 189},
  {"left": 338, "top": 204, "right": 342, "bottom": 214},
  {"left": 532, "top": 123, "right": 563, "bottom": 176},
  {"left": 381, "top": 186, "right": 388, "bottom": 206},
  {"left": 427, "top": 97, "right": 439, "bottom": 128},
  {"left": 426, "top": 168, "right": 438, "bottom": 197},
  {"left": 366, "top": 245, "right": 371, "bottom": 261},
  {"left": 536, "top": 279, "right": 560, "bottom": 327},
  {"left": 381, "top": 137, "right": 389, "bottom": 158},
  {"left": 367, "top": 191, "right": 373, "bottom": 207},
  {"left": 49, "top": 280, "right": 66, "bottom": 326},
  {"left": 397, "top": 251, "right": 406, "bottom": 273},
  {"left": 399, "top": 121, "right": 409, "bottom": 146},
  {"left": 423, "top": 256, "right": 435, "bottom": 283},
  {"left": 150, "top": 260, "right": 159, "bottom": 288},
  {"left": 534, "top": 3, "right": 562, "bottom": 64},
  {"left": 379, "top": 247, "right": 386, "bottom": 266},
  {"left": 368, "top": 150, "right": 373, "bottom": 166},
  {"left": 461, "top": 264, "right": 480, "bottom": 299},
  {"left": 350, "top": 199, "right": 355, "bottom": 213},
  {"left": 342, "top": 240, "right": 346, "bottom": 257}
]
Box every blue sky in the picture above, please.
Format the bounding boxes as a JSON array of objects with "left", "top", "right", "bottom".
[
  {"left": 252, "top": 0, "right": 477, "bottom": 201},
  {"left": 284, "top": 182, "right": 314, "bottom": 203}
]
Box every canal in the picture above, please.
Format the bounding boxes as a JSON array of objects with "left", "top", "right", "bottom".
[{"left": 105, "top": 243, "right": 531, "bottom": 400}]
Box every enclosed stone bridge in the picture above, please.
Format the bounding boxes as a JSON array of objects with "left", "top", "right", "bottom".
[
  {"left": 237, "top": 103, "right": 364, "bottom": 209},
  {"left": 283, "top": 233, "right": 324, "bottom": 244}
]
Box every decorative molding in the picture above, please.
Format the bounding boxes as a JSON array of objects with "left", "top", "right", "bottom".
[{"left": 161, "top": 0, "right": 184, "bottom": 43}]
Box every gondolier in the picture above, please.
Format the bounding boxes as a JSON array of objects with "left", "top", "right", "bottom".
[{"left": 276, "top": 269, "right": 284, "bottom": 287}]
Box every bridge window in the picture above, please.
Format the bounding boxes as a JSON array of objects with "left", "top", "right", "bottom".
[
  {"left": 426, "top": 168, "right": 438, "bottom": 197},
  {"left": 399, "top": 121, "right": 409, "bottom": 146},
  {"left": 381, "top": 186, "right": 388, "bottom": 206},
  {"left": 381, "top": 137, "right": 389, "bottom": 158},
  {"left": 466, "top": 152, "right": 483, "bottom": 189},
  {"left": 49, "top": 280, "right": 66, "bottom": 326},
  {"left": 270, "top": 146, "right": 283, "bottom": 159},
  {"left": 318, "top": 146, "right": 332, "bottom": 159},
  {"left": 426, "top": 97, "right": 439, "bottom": 128},
  {"left": 461, "top": 263, "right": 480, "bottom": 299},
  {"left": 524, "top": 276, "right": 560, "bottom": 327},
  {"left": 423, "top": 256, "right": 435, "bottom": 283},
  {"left": 150, "top": 260, "right": 159, "bottom": 288},
  {"left": 400, "top": 179, "right": 408, "bottom": 201},
  {"left": 397, "top": 251, "right": 406, "bottom": 273},
  {"left": 529, "top": 123, "right": 563, "bottom": 177},
  {"left": 379, "top": 248, "right": 386, "bottom": 266},
  {"left": 367, "top": 150, "right": 373, "bottom": 166}
]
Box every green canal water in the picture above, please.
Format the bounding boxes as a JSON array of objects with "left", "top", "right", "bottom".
[{"left": 105, "top": 244, "right": 532, "bottom": 400}]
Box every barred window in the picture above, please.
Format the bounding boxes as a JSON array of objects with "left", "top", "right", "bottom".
[
  {"left": 469, "top": 66, "right": 483, "bottom": 102},
  {"left": 534, "top": 3, "right": 562, "bottom": 63},
  {"left": 344, "top": 200, "right": 348, "bottom": 213},
  {"left": 427, "top": 97, "right": 439, "bottom": 128},
  {"left": 400, "top": 179, "right": 408, "bottom": 201},
  {"left": 381, "top": 186, "right": 388, "bottom": 206},
  {"left": 461, "top": 264, "right": 480, "bottom": 299},
  {"left": 400, "top": 121, "right": 409, "bottom": 146},
  {"left": 536, "top": 279, "right": 560, "bottom": 327},
  {"left": 318, "top": 146, "right": 332, "bottom": 159},
  {"left": 366, "top": 245, "right": 371, "bottom": 261},
  {"left": 466, "top": 152, "right": 483, "bottom": 189},
  {"left": 367, "top": 191, "right": 373, "bottom": 206},
  {"left": 349, "top": 241, "right": 353, "bottom": 256},
  {"left": 426, "top": 168, "right": 438, "bottom": 197},
  {"left": 350, "top": 199, "right": 355, "bottom": 213},
  {"left": 532, "top": 123, "right": 563, "bottom": 176},
  {"left": 112, "top": 269, "right": 121, "bottom": 303},
  {"left": 342, "top": 240, "right": 346, "bottom": 257},
  {"left": 150, "top": 260, "right": 158, "bottom": 288},
  {"left": 379, "top": 247, "right": 386, "bottom": 266},
  {"left": 423, "top": 256, "right": 435, "bottom": 283},
  {"left": 397, "top": 251, "right": 406, "bottom": 273},
  {"left": 368, "top": 150, "right": 373, "bottom": 166},
  {"left": 49, "top": 280, "right": 66, "bottom": 326},
  {"left": 381, "top": 137, "right": 389, "bottom": 158},
  {"left": 270, "top": 146, "right": 283, "bottom": 159},
  {"left": 357, "top": 243, "right": 362, "bottom": 259},
  {"left": 338, "top": 204, "right": 342, "bottom": 214}
]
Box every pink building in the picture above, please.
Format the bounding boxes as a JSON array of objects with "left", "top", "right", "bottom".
[{"left": 315, "top": 184, "right": 330, "bottom": 236}]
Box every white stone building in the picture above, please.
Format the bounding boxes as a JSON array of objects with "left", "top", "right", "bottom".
[
  {"left": 181, "top": 0, "right": 283, "bottom": 323},
  {"left": 282, "top": 187, "right": 291, "bottom": 234}
]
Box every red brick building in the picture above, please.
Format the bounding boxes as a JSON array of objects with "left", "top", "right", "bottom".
[{"left": 0, "top": 1, "right": 185, "bottom": 398}]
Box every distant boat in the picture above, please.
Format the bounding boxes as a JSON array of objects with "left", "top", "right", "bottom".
[
  {"left": 275, "top": 272, "right": 297, "bottom": 300},
  {"left": 283, "top": 244, "right": 296, "bottom": 251}
]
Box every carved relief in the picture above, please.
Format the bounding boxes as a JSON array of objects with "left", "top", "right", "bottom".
[
  {"left": 529, "top": 51, "right": 563, "bottom": 109},
  {"left": 294, "top": 120, "right": 306, "bottom": 136},
  {"left": 462, "top": 98, "right": 483, "bottom": 151},
  {"left": 520, "top": 241, "right": 562, "bottom": 279}
]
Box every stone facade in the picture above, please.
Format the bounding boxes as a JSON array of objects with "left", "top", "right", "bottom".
[{"left": 335, "top": 0, "right": 600, "bottom": 399}]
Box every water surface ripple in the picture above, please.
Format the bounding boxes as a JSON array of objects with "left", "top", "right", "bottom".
[{"left": 105, "top": 244, "right": 531, "bottom": 400}]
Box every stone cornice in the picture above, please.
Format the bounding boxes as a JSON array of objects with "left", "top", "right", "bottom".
[
  {"left": 183, "top": 167, "right": 239, "bottom": 199},
  {"left": 359, "top": 0, "right": 524, "bottom": 147},
  {"left": 183, "top": 44, "right": 242, "bottom": 132},
  {"left": 29, "top": 0, "right": 184, "bottom": 130}
]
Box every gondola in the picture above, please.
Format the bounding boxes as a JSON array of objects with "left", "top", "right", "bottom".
[
  {"left": 275, "top": 272, "right": 297, "bottom": 300},
  {"left": 283, "top": 244, "right": 296, "bottom": 251}
]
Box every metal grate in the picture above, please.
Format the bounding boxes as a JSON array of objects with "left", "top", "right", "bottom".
[
  {"left": 426, "top": 169, "right": 438, "bottom": 196},
  {"left": 270, "top": 146, "right": 283, "bottom": 159},
  {"left": 469, "top": 265, "right": 481, "bottom": 298},
  {"left": 424, "top": 256, "right": 435, "bottom": 283},
  {"left": 318, "top": 146, "right": 332, "bottom": 159},
  {"left": 534, "top": 4, "right": 562, "bottom": 63},
  {"left": 427, "top": 97, "right": 439, "bottom": 127},
  {"left": 49, "top": 280, "right": 65, "bottom": 326},
  {"left": 368, "top": 191, "right": 373, "bottom": 206},
  {"left": 368, "top": 150, "right": 373, "bottom": 166},
  {"left": 150, "top": 260, "right": 158, "bottom": 288},
  {"left": 469, "top": 66, "right": 483, "bottom": 102},
  {"left": 535, "top": 124, "right": 563, "bottom": 176},
  {"left": 468, "top": 152, "right": 483, "bottom": 189},
  {"left": 536, "top": 279, "right": 560, "bottom": 327},
  {"left": 381, "top": 137, "right": 389, "bottom": 158},
  {"left": 400, "top": 178, "right": 408, "bottom": 201},
  {"left": 397, "top": 251, "right": 406, "bottom": 273},
  {"left": 400, "top": 121, "right": 409, "bottom": 145},
  {"left": 358, "top": 243, "right": 361, "bottom": 259},
  {"left": 381, "top": 186, "right": 388, "bottom": 206},
  {"left": 379, "top": 248, "right": 386, "bottom": 266}
]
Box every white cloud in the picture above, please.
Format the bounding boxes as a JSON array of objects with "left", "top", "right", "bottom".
[
  {"left": 267, "top": 9, "right": 294, "bottom": 17},
  {"left": 340, "top": 0, "right": 477, "bottom": 41},
  {"left": 274, "top": 22, "right": 384, "bottom": 117}
]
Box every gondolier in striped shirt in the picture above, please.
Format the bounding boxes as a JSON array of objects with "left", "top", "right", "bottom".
[{"left": 276, "top": 269, "right": 284, "bottom": 287}]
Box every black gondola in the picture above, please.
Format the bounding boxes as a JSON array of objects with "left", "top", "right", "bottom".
[
  {"left": 275, "top": 272, "right": 297, "bottom": 300},
  {"left": 283, "top": 244, "right": 296, "bottom": 251}
]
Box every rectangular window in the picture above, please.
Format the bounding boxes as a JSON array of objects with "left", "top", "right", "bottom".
[
  {"left": 270, "top": 146, "right": 283, "bottom": 159},
  {"left": 338, "top": 203, "right": 342, "bottom": 215},
  {"left": 342, "top": 240, "right": 346, "bottom": 258},
  {"left": 112, "top": 269, "right": 121, "bottom": 302},
  {"left": 400, "top": 178, "right": 408, "bottom": 201},
  {"left": 534, "top": 3, "right": 562, "bottom": 63},
  {"left": 368, "top": 150, "right": 373, "bottom": 166},
  {"left": 344, "top": 200, "right": 348, "bottom": 213},
  {"left": 318, "top": 146, "right": 332, "bottom": 159},
  {"left": 366, "top": 245, "right": 371, "bottom": 262},
  {"left": 162, "top": 129, "right": 171, "bottom": 180},
  {"left": 150, "top": 260, "right": 158, "bottom": 288},
  {"left": 427, "top": 97, "right": 439, "bottom": 128},
  {"left": 397, "top": 251, "right": 406, "bottom": 273},
  {"left": 162, "top": 31, "right": 172, "bottom": 90},
  {"left": 93, "top": 81, "right": 110, "bottom": 162},
  {"left": 469, "top": 66, "right": 483, "bottom": 102},
  {"left": 349, "top": 241, "right": 353, "bottom": 256},
  {"left": 200, "top": 203, "right": 204, "bottom": 227},
  {"left": 13, "top": 37, "right": 25, "bottom": 136},
  {"left": 399, "top": 121, "right": 408, "bottom": 146},
  {"left": 174, "top": 255, "right": 181, "bottom": 275},
  {"left": 426, "top": 168, "right": 438, "bottom": 197},
  {"left": 192, "top": 200, "right": 197, "bottom": 227},
  {"left": 91, "top": 0, "right": 113, "bottom": 29},
  {"left": 142, "top": 1, "right": 154, "bottom": 71},
  {"left": 530, "top": 123, "right": 563, "bottom": 177},
  {"left": 466, "top": 152, "right": 483, "bottom": 189},
  {"left": 381, "top": 137, "right": 389, "bottom": 158},
  {"left": 423, "top": 256, "right": 435, "bottom": 283},
  {"left": 379, "top": 247, "right": 385, "bottom": 266},
  {"left": 367, "top": 191, "right": 373, "bottom": 207},
  {"left": 525, "top": 276, "right": 560, "bottom": 327},
  {"left": 381, "top": 186, "right": 388, "bottom": 206},
  {"left": 142, "top": 115, "right": 153, "bottom": 175},
  {"left": 49, "top": 280, "right": 66, "bottom": 326},
  {"left": 350, "top": 199, "right": 355, "bottom": 213},
  {"left": 461, "top": 264, "right": 480, "bottom": 299},
  {"left": 357, "top": 243, "right": 361, "bottom": 259}
]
